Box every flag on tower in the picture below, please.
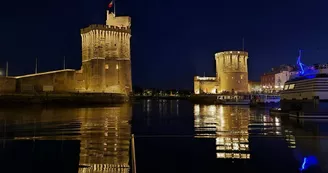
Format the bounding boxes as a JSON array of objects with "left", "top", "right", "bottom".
[{"left": 108, "top": 1, "right": 113, "bottom": 8}]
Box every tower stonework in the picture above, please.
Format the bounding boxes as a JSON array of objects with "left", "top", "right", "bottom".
[
  {"left": 80, "top": 11, "right": 132, "bottom": 94},
  {"left": 215, "top": 51, "right": 248, "bottom": 93}
]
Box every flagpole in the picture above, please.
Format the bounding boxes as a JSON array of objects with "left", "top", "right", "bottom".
[
  {"left": 114, "top": 0, "right": 116, "bottom": 16},
  {"left": 35, "top": 57, "right": 38, "bottom": 74},
  {"left": 63, "top": 56, "right": 66, "bottom": 70}
]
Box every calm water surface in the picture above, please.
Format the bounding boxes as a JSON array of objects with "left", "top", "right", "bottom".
[{"left": 0, "top": 100, "right": 327, "bottom": 173}]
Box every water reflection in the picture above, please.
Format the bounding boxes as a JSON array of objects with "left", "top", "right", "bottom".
[
  {"left": 0, "top": 104, "right": 132, "bottom": 173},
  {"left": 141, "top": 99, "right": 180, "bottom": 116},
  {"left": 78, "top": 105, "right": 132, "bottom": 173},
  {"left": 280, "top": 117, "right": 328, "bottom": 172},
  {"left": 194, "top": 104, "right": 250, "bottom": 159}
]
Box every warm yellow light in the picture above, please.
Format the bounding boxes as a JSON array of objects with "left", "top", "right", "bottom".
[
  {"left": 116, "top": 64, "right": 119, "bottom": 70},
  {"left": 105, "top": 64, "right": 109, "bottom": 69},
  {"left": 196, "top": 76, "right": 216, "bottom": 81}
]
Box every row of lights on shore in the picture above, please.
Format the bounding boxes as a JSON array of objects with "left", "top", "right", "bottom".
[{"left": 262, "top": 85, "right": 284, "bottom": 89}]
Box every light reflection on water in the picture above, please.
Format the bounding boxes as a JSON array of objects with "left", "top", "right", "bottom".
[
  {"left": 0, "top": 104, "right": 132, "bottom": 173},
  {"left": 194, "top": 105, "right": 250, "bottom": 159},
  {"left": 0, "top": 101, "right": 327, "bottom": 172},
  {"left": 194, "top": 104, "right": 301, "bottom": 160},
  {"left": 193, "top": 103, "right": 328, "bottom": 172}
]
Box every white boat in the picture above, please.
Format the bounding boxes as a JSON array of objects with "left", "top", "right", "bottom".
[
  {"left": 280, "top": 63, "right": 328, "bottom": 112},
  {"left": 280, "top": 69, "right": 328, "bottom": 101}
]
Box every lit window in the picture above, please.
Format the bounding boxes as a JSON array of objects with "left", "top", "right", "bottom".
[
  {"left": 284, "top": 85, "right": 289, "bottom": 90},
  {"left": 116, "top": 64, "right": 119, "bottom": 70},
  {"left": 105, "top": 64, "right": 109, "bottom": 69},
  {"left": 240, "top": 75, "right": 243, "bottom": 79},
  {"left": 289, "top": 84, "right": 295, "bottom": 89}
]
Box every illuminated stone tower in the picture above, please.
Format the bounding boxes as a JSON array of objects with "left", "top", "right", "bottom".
[
  {"left": 215, "top": 51, "right": 249, "bottom": 93},
  {"left": 80, "top": 11, "right": 132, "bottom": 94}
]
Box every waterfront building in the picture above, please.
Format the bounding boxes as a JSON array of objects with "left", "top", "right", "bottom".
[
  {"left": 0, "top": 11, "right": 132, "bottom": 95},
  {"left": 261, "top": 65, "right": 296, "bottom": 93},
  {"left": 194, "top": 51, "right": 249, "bottom": 94},
  {"left": 194, "top": 76, "right": 218, "bottom": 94}
]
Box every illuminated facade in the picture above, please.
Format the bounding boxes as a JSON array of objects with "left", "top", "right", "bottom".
[
  {"left": 194, "top": 105, "right": 250, "bottom": 159},
  {"left": 80, "top": 11, "right": 132, "bottom": 94},
  {"left": 194, "top": 51, "right": 249, "bottom": 94},
  {"left": 261, "top": 65, "right": 296, "bottom": 93},
  {"left": 0, "top": 11, "right": 132, "bottom": 96},
  {"left": 194, "top": 76, "right": 218, "bottom": 94}
]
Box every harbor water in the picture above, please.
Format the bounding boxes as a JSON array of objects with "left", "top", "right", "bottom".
[{"left": 0, "top": 100, "right": 327, "bottom": 173}]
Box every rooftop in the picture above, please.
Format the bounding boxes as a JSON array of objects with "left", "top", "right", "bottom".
[{"left": 15, "top": 69, "right": 76, "bottom": 79}]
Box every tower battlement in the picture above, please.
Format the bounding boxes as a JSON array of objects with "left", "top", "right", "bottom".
[
  {"left": 215, "top": 51, "right": 248, "bottom": 57},
  {"left": 81, "top": 24, "right": 131, "bottom": 34},
  {"left": 106, "top": 11, "right": 131, "bottom": 28}
]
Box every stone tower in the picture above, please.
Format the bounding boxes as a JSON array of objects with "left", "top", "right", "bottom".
[
  {"left": 215, "top": 51, "right": 248, "bottom": 93},
  {"left": 80, "top": 11, "right": 132, "bottom": 94}
]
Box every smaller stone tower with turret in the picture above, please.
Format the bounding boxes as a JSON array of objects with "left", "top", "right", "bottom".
[{"left": 80, "top": 11, "right": 132, "bottom": 94}]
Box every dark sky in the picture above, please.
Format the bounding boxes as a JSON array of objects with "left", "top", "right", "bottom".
[{"left": 1, "top": 0, "right": 328, "bottom": 89}]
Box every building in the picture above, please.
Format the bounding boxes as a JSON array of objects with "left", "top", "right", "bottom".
[
  {"left": 194, "top": 76, "right": 218, "bottom": 94},
  {"left": 248, "top": 81, "right": 261, "bottom": 93},
  {"left": 194, "top": 51, "right": 249, "bottom": 94},
  {"left": 261, "top": 65, "right": 295, "bottom": 93},
  {"left": 0, "top": 11, "right": 132, "bottom": 95},
  {"left": 261, "top": 72, "right": 275, "bottom": 92}
]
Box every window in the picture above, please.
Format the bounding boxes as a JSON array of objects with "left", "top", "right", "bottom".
[
  {"left": 105, "top": 64, "right": 109, "bottom": 69},
  {"left": 240, "top": 75, "right": 244, "bottom": 79},
  {"left": 284, "top": 85, "right": 289, "bottom": 90},
  {"left": 289, "top": 84, "right": 295, "bottom": 89}
]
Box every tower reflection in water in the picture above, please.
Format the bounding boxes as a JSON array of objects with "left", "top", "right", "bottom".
[
  {"left": 194, "top": 104, "right": 250, "bottom": 159},
  {"left": 78, "top": 104, "right": 132, "bottom": 173}
]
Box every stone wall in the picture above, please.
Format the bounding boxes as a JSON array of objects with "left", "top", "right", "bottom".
[
  {"left": 0, "top": 77, "right": 16, "bottom": 93},
  {"left": 16, "top": 70, "right": 77, "bottom": 93}
]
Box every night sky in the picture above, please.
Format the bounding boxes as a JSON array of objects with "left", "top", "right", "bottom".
[{"left": 1, "top": 0, "right": 328, "bottom": 89}]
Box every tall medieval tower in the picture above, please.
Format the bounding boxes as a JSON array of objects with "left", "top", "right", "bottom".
[
  {"left": 80, "top": 11, "right": 132, "bottom": 94},
  {"left": 215, "top": 51, "right": 248, "bottom": 93}
]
